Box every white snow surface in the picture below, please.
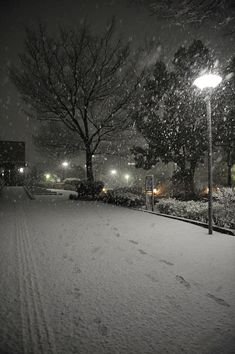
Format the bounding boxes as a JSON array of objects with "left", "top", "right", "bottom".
[{"left": 0, "top": 187, "right": 235, "bottom": 354}]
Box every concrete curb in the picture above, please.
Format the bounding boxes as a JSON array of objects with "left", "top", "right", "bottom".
[
  {"left": 134, "top": 208, "right": 235, "bottom": 236},
  {"left": 23, "top": 185, "right": 35, "bottom": 200}
]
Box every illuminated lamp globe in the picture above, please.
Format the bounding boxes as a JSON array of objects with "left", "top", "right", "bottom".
[{"left": 193, "top": 74, "right": 222, "bottom": 90}]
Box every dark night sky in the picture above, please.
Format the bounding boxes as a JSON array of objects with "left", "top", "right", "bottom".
[{"left": 0, "top": 0, "right": 234, "bottom": 164}]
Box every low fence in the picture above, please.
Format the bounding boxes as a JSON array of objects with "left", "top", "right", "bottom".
[{"left": 0, "top": 179, "right": 5, "bottom": 191}]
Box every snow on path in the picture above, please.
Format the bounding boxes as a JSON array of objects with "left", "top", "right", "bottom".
[{"left": 0, "top": 187, "right": 235, "bottom": 354}]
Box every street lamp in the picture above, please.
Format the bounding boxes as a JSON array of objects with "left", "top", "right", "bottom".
[
  {"left": 110, "top": 169, "right": 117, "bottom": 175},
  {"left": 193, "top": 73, "right": 222, "bottom": 234},
  {"left": 61, "top": 161, "right": 69, "bottom": 180},
  {"left": 62, "top": 161, "right": 69, "bottom": 168},
  {"left": 124, "top": 174, "right": 130, "bottom": 184}
]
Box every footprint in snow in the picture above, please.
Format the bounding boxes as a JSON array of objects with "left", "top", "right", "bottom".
[
  {"left": 138, "top": 249, "right": 147, "bottom": 255},
  {"left": 73, "top": 264, "right": 81, "bottom": 274},
  {"left": 206, "top": 293, "right": 230, "bottom": 307},
  {"left": 74, "top": 287, "right": 81, "bottom": 299},
  {"left": 94, "top": 318, "right": 109, "bottom": 336},
  {"left": 129, "top": 240, "right": 138, "bottom": 245},
  {"left": 159, "top": 259, "right": 174, "bottom": 266},
  {"left": 91, "top": 246, "right": 101, "bottom": 254},
  {"left": 145, "top": 273, "right": 158, "bottom": 283},
  {"left": 176, "top": 275, "right": 191, "bottom": 289}
]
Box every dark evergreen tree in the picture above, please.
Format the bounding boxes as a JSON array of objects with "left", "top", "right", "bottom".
[
  {"left": 214, "top": 57, "right": 235, "bottom": 186},
  {"left": 132, "top": 40, "right": 214, "bottom": 198}
]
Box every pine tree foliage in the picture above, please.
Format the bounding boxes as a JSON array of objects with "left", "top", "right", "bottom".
[
  {"left": 214, "top": 56, "right": 235, "bottom": 186},
  {"left": 132, "top": 40, "right": 215, "bottom": 196}
]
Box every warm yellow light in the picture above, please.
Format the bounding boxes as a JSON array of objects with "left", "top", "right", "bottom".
[
  {"left": 102, "top": 187, "right": 107, "bottom": 193},
  {"left": 153, "top": 188, "right": 161, "bottom": 195}
]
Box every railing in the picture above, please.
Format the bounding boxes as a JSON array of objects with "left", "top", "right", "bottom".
[{"left": 0, "top": 179, "right": 5, "bottom": 191}]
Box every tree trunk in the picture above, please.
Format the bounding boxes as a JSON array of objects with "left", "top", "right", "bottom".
[{"left": 85, "top": 147, "right": 94, "bottom": 182}]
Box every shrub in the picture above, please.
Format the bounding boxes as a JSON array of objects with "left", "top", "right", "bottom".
[
  {"left": 76, "top": 180, "right": 104, "bottom": 199},
  {"left": 101, "top": 188, "right": 145, "bottom": 207},
  {"left": 158, "top": 198, "right": 234, "bottom": 229}
]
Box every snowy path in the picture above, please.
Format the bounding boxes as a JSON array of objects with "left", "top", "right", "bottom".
[{"left": 0, "top": 187, "right": 235, "bottom": 354}]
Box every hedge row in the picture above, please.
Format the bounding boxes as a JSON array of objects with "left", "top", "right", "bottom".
[
  {"left": 101, "top": 189, "right": 145, "bottom": 207},
  {"left": 158, "top": 197, "right": 235, "bottom": 229}
]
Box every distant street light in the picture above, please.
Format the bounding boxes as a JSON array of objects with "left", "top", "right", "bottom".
[
  {"left": 62, "top": 161, "right": 69, "bottom": 168},
  {"left": 18, "top": 167, "right": 24, "bottom": 174},
  {"left": 110, "top": 169, "right": 117, "bottom": 175},
  {"left": 193, "top": 73, "right": 222, "bottom": 235},
  {"left": 45, "top": 173, "right": 51, "bottom": 181},
  {"left": 124, "top": 174, "right": 130, "bottom": 183}
]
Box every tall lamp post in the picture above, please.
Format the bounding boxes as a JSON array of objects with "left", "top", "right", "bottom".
[
  {"left": 193, "top": 74, "right": 222, "bottom": 234},
  {"left": 61, "top": 161, "right": 69, "bottom": 180}
]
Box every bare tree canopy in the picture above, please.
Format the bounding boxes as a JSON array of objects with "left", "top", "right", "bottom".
[
  {"left": 10, "top": 19, "right": 143, "bottom": 181},
  {"left": 130, "top": 0, "right": 235, "bottom": 32}
]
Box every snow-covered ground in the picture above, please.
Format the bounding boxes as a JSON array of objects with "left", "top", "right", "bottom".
[{"left": 0, "top": 186, "right": 235, "bottom": 354}]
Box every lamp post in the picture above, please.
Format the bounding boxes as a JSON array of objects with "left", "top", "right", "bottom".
[
  {"left": 61, "top": 161, "right": 69, "bottom": 180},
  {"left": 193, "top": 74, "right": 222, "bottom": 234},
  {"left": 124, "top": 174, "right": 130, "bottom": 185}
]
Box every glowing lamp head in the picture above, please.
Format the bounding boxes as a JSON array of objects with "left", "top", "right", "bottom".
[
  {"left": 62, "top": 161, "right": 69, "bottom": 168},
  {"left": 45, "top": 173, "right": 51, "bottom": 180},
  {"left": 18, "top": 167, "right": 24, "bottom": 173},
  {"left": 124, "top": 174, "right": 130, "bottom": 180},
  {"left": 193, "top": 74, "right": 222, "bottom": 90},
  {"left": 110, "top": 169, "right": 117, "bottom": 175}
]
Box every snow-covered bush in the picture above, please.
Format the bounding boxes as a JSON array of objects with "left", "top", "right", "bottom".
[
  {"left": 212, "top": 188, "right": 235, "bottom": 229},
  {"left": 213, "top": 187, "right": 235, "bottom": 204},
  {"left": 158, "top": 198, "right": 234, "bottom": 229},
  {"left": 76, "top": 180, "right": 104, "bottom": 199},
  {"left": 101, "top": 188, "right": 145, "bottom": 207}
]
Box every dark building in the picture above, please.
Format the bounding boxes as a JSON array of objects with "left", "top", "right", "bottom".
[{"left": 0, "top": 140, "right": 26, "bottom": 185}]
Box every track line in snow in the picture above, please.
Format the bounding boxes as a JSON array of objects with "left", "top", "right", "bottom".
[
  {"left": 206, "top": 293, "right": 230, "bottom": 307},
  {"left": 15, "top": 206, "right": 56, "bottom": 354}
]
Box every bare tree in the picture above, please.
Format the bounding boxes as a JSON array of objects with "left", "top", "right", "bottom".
[
  {"left": 130, "top": 0, "right": 235, "bottom": 32},
  {"left": 11, "top": 20, "right": 143, "bottom": 181},
  {"left": 33, "top": 121, "right": 83, "bottom": 160}
]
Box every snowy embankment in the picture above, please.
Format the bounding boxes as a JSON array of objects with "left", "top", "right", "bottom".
[{"left": 0, "top": 187, "right": 235, "bottom": 354}]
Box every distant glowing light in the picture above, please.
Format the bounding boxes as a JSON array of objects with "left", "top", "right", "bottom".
[
  {"left": 45, "top": 173, "right": 51, "bottom": 180},
  {"left": 102, "top": 187, "right": 107, "bottom": 193},
  {"left": 18, "top": 167, "right": 24, "bottom": 173},
  {"left": 62, "top": 161, "right": 69, "bottom": 168},
  {"left": 110, "top": 169, "right": 117, "bottom": 175},
  {"left": 193, "top": 74, "right": 222, "bottom": 90},
  {"left": 124, "top": 174, "right": 130, "bottom": 181}
]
